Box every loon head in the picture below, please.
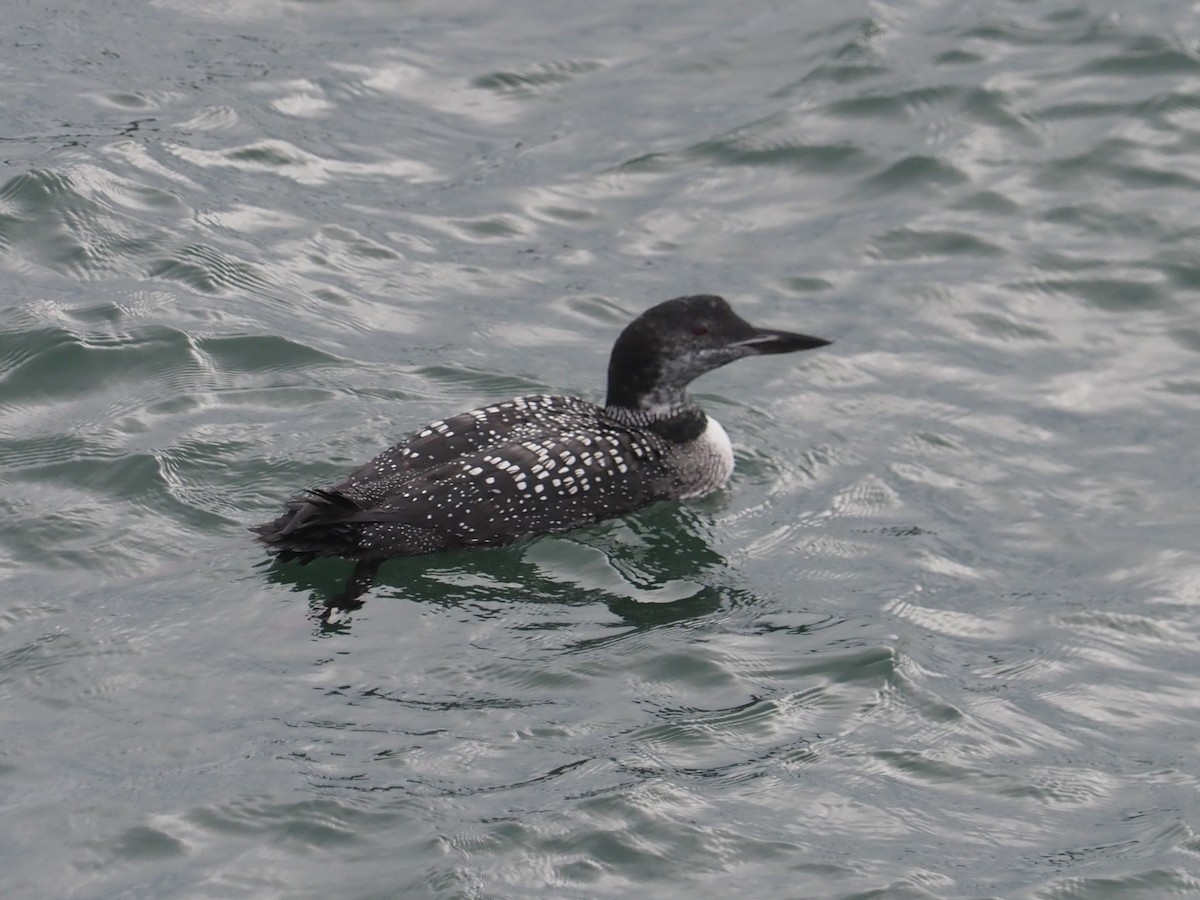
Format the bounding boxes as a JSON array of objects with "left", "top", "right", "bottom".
[{"left": 605, "top": 294, "right": 831, "bottom": 413}]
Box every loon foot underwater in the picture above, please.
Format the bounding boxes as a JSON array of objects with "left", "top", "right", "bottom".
[{"left": 252, "top": 294, "right": 830, "bottom": 611}]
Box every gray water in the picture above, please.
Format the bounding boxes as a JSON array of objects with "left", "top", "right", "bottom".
[{"left": 3, "top": 0, "right": 1200, "bottom": 897}]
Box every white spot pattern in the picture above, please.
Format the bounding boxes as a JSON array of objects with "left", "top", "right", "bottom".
[{"left": 304, "top": 393, "right": 733, "bottom": 556}]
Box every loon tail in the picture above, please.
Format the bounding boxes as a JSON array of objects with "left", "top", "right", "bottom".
[
  {"left": 252, "top": 489, "right": 384, "bottom": 613},
  {"left": 250, "top": 488, "right": 366, "bottom": 563}
]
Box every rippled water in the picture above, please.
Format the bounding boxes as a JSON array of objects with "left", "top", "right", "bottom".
[{"left": 4, "top": 0, "right": 1200, "bottom": 897}]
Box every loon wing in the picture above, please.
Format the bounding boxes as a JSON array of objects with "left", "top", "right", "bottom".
[
  {"left": 346, "top": 427, "right": 676, "bottom": 551},
  {"left": 253, "top": 398, "right": 680, "bottom": 560},
  {"left": 261, "top": 395, "right": 602, "bottom": 539},
  {"left": 333, "top": 395, "right": 602, "bottom": 501}
]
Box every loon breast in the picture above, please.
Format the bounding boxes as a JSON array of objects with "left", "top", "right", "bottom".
[{"left": 676, "top": 414, "right": 734, "bottom": 499}]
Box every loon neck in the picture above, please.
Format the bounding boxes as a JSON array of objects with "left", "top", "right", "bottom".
[
  {"left": 604, "top": 400, "right": 707, "bottom": 443},
  {"left": 605, "top": 347, "right": 697, "bottom": 414},
  {"left": 605, "top": 317, "right": 695, "bottom": 413}
]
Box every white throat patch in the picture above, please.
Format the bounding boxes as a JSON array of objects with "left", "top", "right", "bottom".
[{"left": 677, "top": 414, "right": 735, "bottom": 498}]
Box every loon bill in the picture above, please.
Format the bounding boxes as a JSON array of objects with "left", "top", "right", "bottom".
[{"left": 252, "top": 294, "right": 830, "bottom": 610}]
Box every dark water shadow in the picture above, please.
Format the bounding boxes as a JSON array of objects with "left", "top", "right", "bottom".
[{"left": 257, "top": 502, "right": 737, "bottom": 634}]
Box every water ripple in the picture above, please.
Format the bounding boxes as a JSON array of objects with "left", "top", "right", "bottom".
[{"left": 5, "top": 0, "right": 1200, "bottom": 897}]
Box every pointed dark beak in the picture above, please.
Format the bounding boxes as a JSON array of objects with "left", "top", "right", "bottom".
[{"left": 736, "top": 329, "right": 832, "bottom": 355}]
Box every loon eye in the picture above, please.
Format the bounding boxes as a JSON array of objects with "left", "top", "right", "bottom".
[{"left": 691, "top": 324, "right": 709, "bottom": 337}]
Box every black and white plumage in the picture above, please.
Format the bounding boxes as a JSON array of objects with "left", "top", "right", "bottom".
[{"left": 253, "top": 294, "right": 830, "bottom": 609}]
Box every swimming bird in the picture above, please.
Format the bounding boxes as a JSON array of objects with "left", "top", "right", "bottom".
[{"left": 253, "top": 294, "right": 830, "bottom": 609}]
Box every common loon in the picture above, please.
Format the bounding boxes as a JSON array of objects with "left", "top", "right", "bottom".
[{"left": 253, "top": 294, "right": 830, "bottom": 609}]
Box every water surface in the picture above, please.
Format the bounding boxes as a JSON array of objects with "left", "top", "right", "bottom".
[{"left": 3, "top": 0, "right": 1200, "bottom": 897}]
